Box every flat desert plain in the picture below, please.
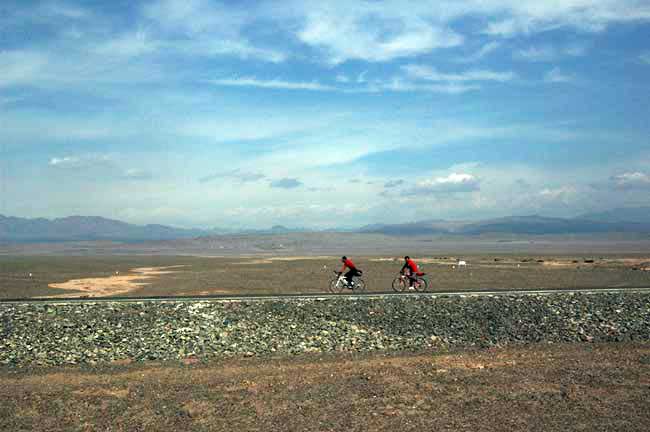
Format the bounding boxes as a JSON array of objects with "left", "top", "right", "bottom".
[{"left": 1, "top": 253, "right": 649, "bottom": 298}]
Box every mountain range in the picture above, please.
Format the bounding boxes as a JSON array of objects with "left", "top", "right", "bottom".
[
  {"left": 0, "top": 215, "right": 208, "bottom": 243},
  {"left": 1, "top": 207, "right": 650, "bottom": 243},
  {"left": 359, "top": 210, "right": 650, "bottom": 236}
]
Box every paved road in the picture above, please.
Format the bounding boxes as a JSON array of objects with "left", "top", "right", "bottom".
[{"left": 2, "top": 286, "right": 650, "bottom": 305}]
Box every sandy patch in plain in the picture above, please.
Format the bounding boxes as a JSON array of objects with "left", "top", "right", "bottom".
[
  {"left": 45, "top": 265, "right": 186, "bottom": 298},
  {"left": 233, "top": 256, "right": 335, "bottom": 265}
]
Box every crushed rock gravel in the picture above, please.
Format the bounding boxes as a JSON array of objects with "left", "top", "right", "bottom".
[{"left": 1, "top": 293, "right": 650, "bottom": 367}]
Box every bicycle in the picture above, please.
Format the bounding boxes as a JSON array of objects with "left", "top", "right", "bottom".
[
  {"left": 392, "top": 272, "right": 428, "bottom": 292},
  {"left": 329, "top": 271, "right": 366, "bottom": 293}
]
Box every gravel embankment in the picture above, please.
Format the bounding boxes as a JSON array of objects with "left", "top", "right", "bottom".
[{"left": 2, "top": 293, "right": 650, "bottom": 367}]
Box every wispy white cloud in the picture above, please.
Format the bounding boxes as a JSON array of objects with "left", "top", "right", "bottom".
[
  {"left": 199, "top": 169, "right": 266, "bottom": 184},
  {"left": 482, "top": 1, "right": 650, "bottom": 37},
  {"left": 544, "top": 67, "right": 575, "bottom": 83},
  {"left": 122, "top": 169, "right": 153, "bottom": 181},
  {"left": 181, "top": 39, "right": 288, "bottom": 63},
  {"left": 455, "top": 41, "right": 501, "bottom": 63},
  {"left": 142, "top": 0, "right": 287, "bottom": 62},
  {"left": 49, "top": 154, "right": 111, "bottom": 168},
  {"left": 207, "top": 77, "right": 335, "bottom": 91},
  {"left": 3, "top": 113, "right": 120, "bottom": 143},
  {"left": 356, "top": 71, "right": 368, "bottom": 84},
  {"left": 515, "top": 43, "right": 588, "bottom": 62},
  {"left": 335, "top": 74, "right": 350, "bottom": 83},
  {"left": 40, "top": 2, "right": 90, "bottom": 19},
  {"left": 407, "top": 173, "right": 481, "bottom": 195},
  {"left": 143, "top": 0, "right": 245, "bottom": 36},
  {"left": 0, "top": 50, "right": 48, "bottom": 87},
  {"left": 296, "top": 3, "right": 462, "bottom": 64},
  {"left": 48, "top": 154, "right": 153, "bottom": 182},
  {"left": 354, "top": 78, "right": 480, "bottom": 94},
  {"left": 539, "top": 186, "right": 577, "bottom": 204},
  {"left": 0, "top": 47, "right": 168, "bottom": 89},
  {"left": 92, "top": 30, "right": 160, "bottom": 57},
  {"left": 384, "top": 179, "right": 405, "bottom": 188},
  {"left": 49, "top": 156, "right": 81, "bottom": 167},
  {"left": 515, "top": 46, "right": 557, "bottom": 62},
  {"left": 610, "top": 172, "right": 650, "bottom": 189},
  {"left": 270, "top": 178, "right": 303, "bottom": 189},
  {"left": 640, "top": 51, "right": 650, "bottom": 64},
  {"left": 402, "top": 64, "right": 515, "bottom": 82}
]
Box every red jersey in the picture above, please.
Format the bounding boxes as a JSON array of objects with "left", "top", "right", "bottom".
[
  {"left": 340, "top": 258, "right": 356, "bottom": 272},
  {"left": 405, "top": 258, "right": 418, "bottom": 273}
]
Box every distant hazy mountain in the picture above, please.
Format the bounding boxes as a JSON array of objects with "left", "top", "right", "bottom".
[
  {"left": 358, "top": 220, "right": 464, "bottom": 236},
  {"left": 0, "top": 215, "right": 209, "bottom": 243},
  {"left": 578, "top": 207, "right": 650, "bottom": 224},
  {"left": 230, "top": 225, "right": 308, "bottom": 235},
  {"left": 459, "top": 216, "right": 619, "bottom": 235},
  {"left": 4, "top": 208, "right": 650, "bottom": 243},
  {"left": 357, "top": 215, "right": 650, "bottom": 236}
]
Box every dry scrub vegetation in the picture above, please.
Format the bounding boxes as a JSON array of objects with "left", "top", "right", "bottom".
[{"left": 1, "top": 343, "right": 649, "bottom": 431}]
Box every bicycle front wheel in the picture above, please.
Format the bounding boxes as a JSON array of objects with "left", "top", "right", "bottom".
[
  {"left": 392, "top": 276, "right": 407, "bottom": 292},
  {"left": 329, "top": 278, "right": 343, "bottom": 293},
  {"left": 415, "top": 278, "right": 428, "bottom": 292}
]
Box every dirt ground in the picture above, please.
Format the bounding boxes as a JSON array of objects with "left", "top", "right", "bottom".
[
  {"left": 44, "top": 266, "right": 187, "bottom": 297},
  {"left": 1, "top": 254, "right": 650, "bottom": 298},
  {"left": 1, "top": 342, "right": 649, "bottom": 431}
]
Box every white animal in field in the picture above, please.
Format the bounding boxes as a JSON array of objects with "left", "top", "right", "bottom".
[
  {"left": 457, "top": 260, "right": 467, "bottom": 267},
  {"left": 29, "top": 273, "right": 32, "bottom": 278}
]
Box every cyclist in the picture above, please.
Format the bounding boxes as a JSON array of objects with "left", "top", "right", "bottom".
[
  {"left": 400, "top": 256, "right": 421, "bottom": 289},
  {"left": 338, "top": 256, "right": 362, "bottom": 289}
]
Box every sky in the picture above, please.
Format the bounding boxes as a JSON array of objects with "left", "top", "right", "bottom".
[{"left": 1, "top": 0, "right": 649, "bottom": 229}]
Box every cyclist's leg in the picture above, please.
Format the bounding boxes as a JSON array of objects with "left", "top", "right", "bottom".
[
  {"left": 344, "top": 269, "right": 355, "bottom": 285},
  {"left": 354, "top": 269, "right": 363, "bottom": 285},
  {"left": 406, "top": 269, "right": 415, "bottom": 286}
]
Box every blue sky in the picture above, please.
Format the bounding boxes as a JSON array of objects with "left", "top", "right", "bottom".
[{"left": 1, "top": 0, "right": 649, "bottom": 229}]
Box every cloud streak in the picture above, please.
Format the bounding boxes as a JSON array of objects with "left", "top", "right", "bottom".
[
  {"left": 49, "top": 155, "right": 111, "bottom": 168},
  {"left": 515, "top": 44, "right": 587, "bottom": 62},
  {"left": 207, "top": 77, "right": 335, "bottom": 91},
  {"left": 610, "top": 172, "right": 650, "bottom": 190},
  {"left": 270, "top": 178, "right": 303, "bottom": 189},
  {"left": 199, "top": 169, "right": 266, "bottom": 184},
  {"left": 455, "top": 41, "right": 501, "bottom": 63},
  {"left": 402, "top": 65, "right": 515, "bottom": 82},
  {"left": 640, "top": 51, "right": 650, "bottom": 64},
  {"left": 407, "top": 173, "right": 481, "bottom": 195},
  {"left": 544, "top": 67, "right": 575, "bottom": 83}
]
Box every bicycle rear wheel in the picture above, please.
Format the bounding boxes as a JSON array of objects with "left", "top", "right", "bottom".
[
  {"left": 392, "top": 276, "right": 407, "bottom": 292},
  {"left": 414, "top": 277, "right": 428, "bottom": 292},
  {"left": 352, "top": 278, "right": 366, "bottom": 293}
]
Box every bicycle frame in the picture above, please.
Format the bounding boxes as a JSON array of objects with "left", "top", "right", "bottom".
[
  {"left": 331, "top": 271, "right": 364, "bottom": 292},
  {"left": 398, "top": 273, "right": 425, "bottom": 289}
]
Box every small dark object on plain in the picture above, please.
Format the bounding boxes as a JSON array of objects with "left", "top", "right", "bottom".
[{"left": 584, "top": 260, "right": 595, "bottom": 264}]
